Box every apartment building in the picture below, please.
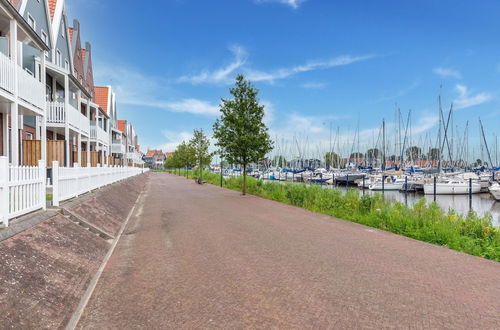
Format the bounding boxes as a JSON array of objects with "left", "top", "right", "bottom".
[{"left": 0, "top": 0, "right": 142, "bottom": 168}]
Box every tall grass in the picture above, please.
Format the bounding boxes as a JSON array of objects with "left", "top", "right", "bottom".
[{"left": 166, "top": 169, "right": 500, "bottom": 261}]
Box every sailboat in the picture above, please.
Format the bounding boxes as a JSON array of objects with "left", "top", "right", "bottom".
[{"left": 489, "top": 182, "right": 500, "bottom": 200}]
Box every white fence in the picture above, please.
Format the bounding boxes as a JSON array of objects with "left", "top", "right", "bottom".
[
  {"left": 0, "top": 157, "right": 46, "bottom": 227},
  {"left": 52, "top": 161, "right": 148, "bottom": 207}
]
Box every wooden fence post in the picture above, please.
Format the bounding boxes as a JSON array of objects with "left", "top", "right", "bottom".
[{"left": 52, "top": 160, "right": 59, "bottom": 207}]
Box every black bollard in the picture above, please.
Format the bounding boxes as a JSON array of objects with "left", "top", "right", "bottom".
[
  {"left": 469, "top": 178, "right": 473, "bottom": 210},
  {"left": 433, "top": 176, "right": 437, "bottom": 202},
  {"left": 382, "top": 173, "right": 385, "bottom": 194},
  {"left": 346, "top": 174, "right": 349, "bottom": 188},
  {"left": 220, "top": 167, "right": 223, "bottom": 187},
  {"left": 405, "top": 176, "right": 408, "bottom": 194},
  {"left": 362, "top": 175, "right": 366, "bottom": 195},
  {"left": 332, "top": 173, "right": 335, "bottom": 189},
  {"left": 320, "top": 173, "right": 323, "bottom": 186}
]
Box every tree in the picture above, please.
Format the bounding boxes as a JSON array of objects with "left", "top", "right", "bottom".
[
  {"left": 176, "top": 141, "right": 196, "bottom": 176},
  {"left": 428, "top": 148, "right": 440, "bottom": 161},
  {"left": 406, "top": 146, "right": 422, "bottom": 161},
  {"left": 213, "top": 75, "right": 273, "bottom": 195},
  {"left": 366, "top": 148, "right": 381, "bottom": 160},
  {"left": 350, "top": 152, "right": 364, "bottom": 159},
  {"left": 189, "top": 129, "right": 212, "bottom": 183},
  {"left": 325, "top": 152, "right": 340, "bottom": 168}
]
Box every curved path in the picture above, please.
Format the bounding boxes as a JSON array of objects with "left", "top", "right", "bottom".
[{"left": 77, "top": 173, "right": 500, "bottom": 329}]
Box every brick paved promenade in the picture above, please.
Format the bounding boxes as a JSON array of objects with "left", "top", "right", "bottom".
[{"left": 77, "top": 173, "right": 500, "bottom": 329}]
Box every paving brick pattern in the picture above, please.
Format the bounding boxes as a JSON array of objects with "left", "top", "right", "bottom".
[
  {"left": 78, "top": 173, "right": 500, "bottom": 329},
  {"left": 0, "top": 215, "right": 108, "bottom": 329}
]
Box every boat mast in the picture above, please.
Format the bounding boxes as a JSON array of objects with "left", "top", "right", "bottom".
[
  {"left": 382, "top": 119, "right": 386, "bottom": 171},
  {"left": 479, "top": 118, "right": 493, "bottom": 168},
  {"left": 438, "top": 90, "right": 442, "bottom": 172}
]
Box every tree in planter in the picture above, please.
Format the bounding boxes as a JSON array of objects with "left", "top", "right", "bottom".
[
  {"left": 189, "top": 129, "right": 212, "bottom": 183},
  {"left": 213, "top": 74, "right": 273, "bottom": 195}
]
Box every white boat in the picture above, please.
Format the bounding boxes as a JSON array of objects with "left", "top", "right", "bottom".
[
  {"left": 369, "top": 176, "right": 405, "bottom": 191},
  {"left": 489, "top": 182, "right": 500, "bottom": 200},
  {"left": 423, "top": 178, "right": 481, "bottom": 195}
]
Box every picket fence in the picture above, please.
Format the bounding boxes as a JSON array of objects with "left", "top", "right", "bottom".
[
  {"left": 0, "top": 156, "right": 148, "bottom": 227},
  {"left": 0, "top": 157, "right": 46, "bottom": 227},
  {"left": 52, "top": 161, "right": 148, "bottom": 207}
]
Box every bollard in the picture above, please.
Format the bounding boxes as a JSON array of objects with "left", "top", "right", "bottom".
[
  {"left": 433, "top": 176, "right": 437, "bottom": 202},
  {"left": 346, "top": 174, "right": 349, "bottom": 187},
  {"left": 362, "top": 175, "right": 365, "bottom": 195},
  {"left": 332, "top": 173, "right": 335, "bottom": 189},
  {"left": 405, "top": 176, "right": 408, "bottom": 194},
  {"left": 469, "top": 178, "right": 472, "bottom": 210},
  {"left": 220, "top": 166, "right": 223, "bottom": 188},
  {"left": 382, "top": 173, "right": 385, "bottom": 194},
  {"left": 320, "top": 173, "right": 323, "bottom": 186}
]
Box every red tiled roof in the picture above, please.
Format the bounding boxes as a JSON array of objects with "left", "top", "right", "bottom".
[
  {"left": 146, "top": 150, "right": 164, "bottom": 157},
  {"left": 48, "top": 0, "right": 57, "bottom": 21},
  {"left": 9, "top": 0, "right": 21, "bottom": 10},
  {"left": 165, "top": 152, "right": 174, "bottom": 158},
  {"left": 94, "top": 86, "right": 110, "bottom": 113},
  {"left": 117, "top": 120, "right": 127, "bottom": 133}
]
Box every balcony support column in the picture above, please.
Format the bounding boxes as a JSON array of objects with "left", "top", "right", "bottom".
[
  {"left": 64, "top": 75, "right": 69, "bottom": 167},
  {"left": 41, "top": 51, "right": 46, "bottom": 163},
  {"left": 77, "top": 133, "right": 81, "bottom": 167},
  {"left": 9, "top": 19, "right": 18, "bottom": 165},
  {"left": 2, "top": 113, "right": 9, "bottom": 158},
  {"left": 86, "top": 136, "right": 90, "bottom": 165}
]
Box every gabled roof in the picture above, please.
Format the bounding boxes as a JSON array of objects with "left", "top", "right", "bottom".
[
  {"left": 94, "top": 86, "right": 110, "bottom": 113},
  {"left": 8, "top": 0, "right": 21, "bottom": 10},
  {"left": 146, "top": 149, "right": 164, "bottom": 158},
  {"left": 48, "top": 0, "right": 57, "bottom": 21},
  {"left": 117, "top": 120, "right": 127, "bottom": 134}
]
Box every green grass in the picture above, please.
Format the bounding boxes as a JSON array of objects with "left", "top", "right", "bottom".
[{"left": 165, "top": 169, "right": 500, "bottom": 261}]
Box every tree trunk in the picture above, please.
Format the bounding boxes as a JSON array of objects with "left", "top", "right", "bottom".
[{"left": 242, "top": 164, "right": 247, "bottom": 195}]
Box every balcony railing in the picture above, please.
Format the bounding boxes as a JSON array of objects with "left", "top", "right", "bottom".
[
  {"left": 47, "top": 101, "right": 65, "bottom": 123},
  {"left": 111, "top": 143, "right": 125, "bottom": 154},
  {"left": 90, "top": 122, "right": 109, "bottom": 144},
  {"left": 0, "top": 51, "right": 15, "bottom": 94},
  {"left": 17, "top": 66, "right": 45, "bottom": 110},
  {"left": 47, "top": 101, "right": 90, "bottom": 136}
]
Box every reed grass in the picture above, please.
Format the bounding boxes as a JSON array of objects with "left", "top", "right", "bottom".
[{"left": 167, "top": 169, "right": 500, "bottom": 261}]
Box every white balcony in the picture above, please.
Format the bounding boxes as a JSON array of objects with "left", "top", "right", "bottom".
[
  {"left": 90, "top": 122, "right": 109, "bottom": 145},
  {"left": 47, "top": 101, "right": 90, "bottom": 136},
  {"left": 17, "top": 66, "right": 45, "bottom": 111},
  {"left": 0, "top": 51, "right": 15, "bottom": 95},
  {"left": 111, "top": 142, "right": 125, "bottom": 154}
]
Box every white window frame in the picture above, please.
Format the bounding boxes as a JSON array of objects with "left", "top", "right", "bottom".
[
  {"left": 56, "top": 49, "right": 61, "bottom": 66},
  {"left": 28, "top": 14, "right": 36, "bottom": 30}
]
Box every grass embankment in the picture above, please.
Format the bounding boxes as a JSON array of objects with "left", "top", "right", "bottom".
[{"left": 167, "top": 169, "right": 500, "bottom": 261}]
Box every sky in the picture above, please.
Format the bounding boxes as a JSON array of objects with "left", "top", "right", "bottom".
[{"left": 70, "top": 0, "right": 500, "bottom": 162}]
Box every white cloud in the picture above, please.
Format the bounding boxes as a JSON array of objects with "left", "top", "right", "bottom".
[
  {"left": 301, "top": 81, "right": 327, "bottom": 89},
  {"left": 157, "top": 130, "right": 193, "bottom": 152},
  {"left": 254, "top": 0, "right": 307, "bottom": 9},
  {"left": 94, "top": 62, "right": 219, "bottom": 116},
  {"left": 433, "top": 67, "right": 461, "bottom": 79},
  {"left": 178, "top": 45, "right": 247, "bottom": 85},
  {"left": 454, "top": 84, "right": 492, "bottom": 109},
  {"left": 246, "top": 55, "right": 375, "bottom": 83},
  {"left": 179, "top": 46, "right": 375, "bottom": 85}
]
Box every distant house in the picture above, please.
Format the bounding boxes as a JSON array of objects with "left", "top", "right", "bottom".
[{"left": 144, "top": 149, "right": 166, "bottom": 169}]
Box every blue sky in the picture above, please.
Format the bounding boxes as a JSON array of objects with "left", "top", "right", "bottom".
[{"left": 71, "top": 0, "right": 500, "bottom": 161}]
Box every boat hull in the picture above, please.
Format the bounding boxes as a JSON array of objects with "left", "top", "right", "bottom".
[
  {"left": 489, "top": 187, "right": 500, "bottom": 200},
  {"left": 423, "top": 183, "right": 482, "bottom": 195},
  {"left": 369, "top": 183, "right": 403, "bottom": 191}
]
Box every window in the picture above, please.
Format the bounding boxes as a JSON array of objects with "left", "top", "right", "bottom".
[
  {"left": 28, "top": 14, "right": 36, "bottom": 30},
  {"left": 64, "top": 59, "right": 69, "bottom": 70},
  {"left": 56, "top": 49, "right": 61, "bottom": 66},
  {"left": 26, "top": 132, "right": 33, "bottom": 140},
  {"left": 41, "top": 31, "right": 49, "bottom": 59}
]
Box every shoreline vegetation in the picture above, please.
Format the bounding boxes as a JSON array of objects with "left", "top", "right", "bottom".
[{"left": 158, "top": 169, "right": 500, "bottom": 261}]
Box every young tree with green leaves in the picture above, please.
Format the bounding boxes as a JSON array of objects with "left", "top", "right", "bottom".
[
  {"left": 213, "top": 74, "right": 273, "bottom": 195},
  {"left": 189, "top": 129, "right": 212, "bottom": 183}
]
